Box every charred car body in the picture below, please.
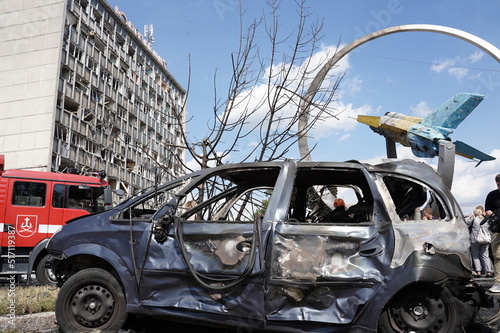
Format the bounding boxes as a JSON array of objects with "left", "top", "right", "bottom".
[{"left": 47, "top": 159, "right": 490, "bottom": 332}]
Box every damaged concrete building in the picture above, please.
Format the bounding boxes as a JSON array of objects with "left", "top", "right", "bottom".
[{"left": 0, "top": 0, "right": 186, "bottom": 194}]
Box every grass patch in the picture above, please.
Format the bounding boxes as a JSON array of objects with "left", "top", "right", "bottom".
[{"left": 0, "top": 286, "right": 59, "bottom": 316}]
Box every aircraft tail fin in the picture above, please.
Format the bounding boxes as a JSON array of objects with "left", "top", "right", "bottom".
[
  {"left": 454, "top": 140, "right": 495, "bottom": 166},
  {"left": 420, "top": 93, "right": 484, "bottom": 129}
]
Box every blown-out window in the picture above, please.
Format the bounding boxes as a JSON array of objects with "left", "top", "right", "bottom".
[
  {"left": 287, "top": 167, "right": 374, "bottom": 224},
  {"left": 383, "top": 176, "right": 447, "bottom": 221},
  {"left": 113, "top": 179, "right": 190, "bottom": 222},
  {"left": 177, "top": 167, "right": 280, "bottom": 223}
]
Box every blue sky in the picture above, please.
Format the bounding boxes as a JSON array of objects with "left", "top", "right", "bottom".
[{"left": 106, "top": 0, "right": 500, "bottom": 207}]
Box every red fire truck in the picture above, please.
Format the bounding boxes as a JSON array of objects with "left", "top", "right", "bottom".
[{"left": 0, "top": 155, "right": 112, "bottom": 285}]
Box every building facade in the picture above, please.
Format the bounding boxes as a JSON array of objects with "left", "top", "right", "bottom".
[{"left": 0, "top": 0, "right": 186, "bottom": 194}]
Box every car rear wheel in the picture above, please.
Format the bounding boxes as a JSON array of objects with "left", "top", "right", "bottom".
[
  {"left": 56, "top": 268, "right": 127, "bottom": 332},
  {"left": 378, "top": 284, "right": 460, "bottom": 333}
]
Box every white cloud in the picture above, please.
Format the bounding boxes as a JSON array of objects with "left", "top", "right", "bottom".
[
  {"left": 451, "top": 149, "right": 500, "bottom": 205},
  {"left": 467, "top": 51, "right": 485, "bottom": 63},
  {"left": 311, "top": 101, "right": 372, "bottom": 139},
  {"left": 395, "top": 147, "right": 500, "bottom": 206},
  {"left": 261, "top": 44, "right": 351, "bottom": 94},
  {"left": 221, "top": 43, "right": 355, "bottom": 142},
  {"left": 431, "top": 57, "right": 457, "bottom": 73},
  {"left": 342, "top": 76, "right": 362, "bottom": 95},
  {"left": 185, "top": 150, "right": 232, "bottom": 171},
  {"left": 246, "top": 141, "right": 258, "bottom": 148},
  {"left": 338, "top": 133, "right": 351, "bottom": 142},
  {"left": 409, "top": 101, "right": 431, "bottom": 117},
  {"left": 431, "top": 57, "right": 467, "bottom": 79},
  {"left": 447, "top": 67, "right": 468, "bottom": 79},
  {"left": 186, "top": 158, "right": 201, "bottom": 172},
  {"left": 430, "top": 51, "right": 485, "bottom": 79}
]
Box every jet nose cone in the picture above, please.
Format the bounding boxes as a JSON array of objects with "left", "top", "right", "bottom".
[{"left": 357, "top": 115, "right": 380, "bottom": 128}]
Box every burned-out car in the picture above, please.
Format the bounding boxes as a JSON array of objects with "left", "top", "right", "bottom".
[{"left": 47, "top": 159, "right": 488, "bottom": 332}]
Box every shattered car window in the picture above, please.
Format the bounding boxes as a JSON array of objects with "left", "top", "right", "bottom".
[
  {"left": 156, "top": 167, "right": 280, "bottom": 279},
  {"left": 288, "top": 167, "right": 374, "bottom": 224},
  {"left": 383, "top": 175, "right": 448, "bottom": 221},
  {"left": 176, "top": 167, "right": 279, "bottom": 222},
  {"left": 113, "top": 180, "right": 190, "bottom": 221}
]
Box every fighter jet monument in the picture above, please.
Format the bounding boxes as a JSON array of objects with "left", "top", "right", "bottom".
[{"left": 356, "top": 93, "right": 495, "bottom": 188}]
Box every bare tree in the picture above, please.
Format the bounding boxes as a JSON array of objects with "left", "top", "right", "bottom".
[
  {"left": 144, "top": 1, "right": 348, "bottom": 255},
  {"left": 177, "top": 0, "right": 345, "bottom": 171}
]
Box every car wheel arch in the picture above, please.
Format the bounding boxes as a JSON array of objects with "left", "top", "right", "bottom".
[
  {"left": 54, "top": 245, "right": 137, "bottom": 302},
  {"left": 28, "top": 238, "right": 51, "bottom": 275}
]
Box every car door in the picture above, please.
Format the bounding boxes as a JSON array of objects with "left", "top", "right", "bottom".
[
  {"left": 4, "top": 180, "right": 50, "bottom": 249},
  {"left": 265, "top": 165, "right": 394, "bottom": 325},
  {"left": 138, "top": 165, "right": 284, "bottom": 323},
  {"left": 49, "top": 183, "right": 99, "bottom": 235}
]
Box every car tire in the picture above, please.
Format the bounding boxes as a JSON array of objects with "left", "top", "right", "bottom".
[
  {"left": 56, "top": 267, "right": 127, "bottom": 333},
  {"left": 35, "top": 254, "right": 57, "bottom": 287},
  {"left": 378, "top": 283, "right": 460, "bottom": 333}
]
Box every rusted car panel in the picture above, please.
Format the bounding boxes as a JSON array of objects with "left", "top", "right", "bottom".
[{"left": 47, "top": 159, "right": 489, "bottom": 332}]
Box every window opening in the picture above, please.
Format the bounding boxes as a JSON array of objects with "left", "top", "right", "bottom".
[
  {"left": 52, "top": 184, "right": 105, "bottom": 213},
  {"left": 288, "top": 168, "right": 373, "bottom": 224},
  {"left": 12, "top": 182, "right": 47, "bottom": 207},
  {"left": 176, "top": 168, "right": 279, "bottom": 223},
  {"left": 383, "top": 176, "right": 447, "bottom": 221}
]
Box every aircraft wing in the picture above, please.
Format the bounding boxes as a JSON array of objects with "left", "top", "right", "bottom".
[{"left": 454, "top": 140, "right": 495, "bottom": 166}]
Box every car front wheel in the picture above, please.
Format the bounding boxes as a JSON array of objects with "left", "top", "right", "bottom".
[{"left": 56, "top": 267, "right": 127, "bottom": 332}]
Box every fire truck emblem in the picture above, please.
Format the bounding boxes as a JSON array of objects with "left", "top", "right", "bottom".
[{"left": 16, "top": 215, "right": 38, "bottom": 237}]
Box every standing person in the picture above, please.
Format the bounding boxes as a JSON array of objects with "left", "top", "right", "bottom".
[
  {"left": 466, "top": 208, "right": 493, "bottom": 278},
  {"left": 422, "top": 207, "right": 433, "bottom": 220},
  {"left": 476, "top": 205, "right": 486, "bottom": 216},
  {"left": 485, "top": 174, "right": 500, "bottom": 292}
]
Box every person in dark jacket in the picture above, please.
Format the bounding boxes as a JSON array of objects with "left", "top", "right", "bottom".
[
  {"left": 323, "top": 198, "right": 351, "bottom": 222},
  {"left": 486, "top": 174, "right": 500, "bottom": 292}
]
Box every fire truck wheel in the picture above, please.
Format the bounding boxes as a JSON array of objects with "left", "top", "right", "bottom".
[
  {"left": 35, "top": 254, "right": 57, "bottom": 286},
  {"left": 56, "top": 268, "right": 127, "bottom": 332}
]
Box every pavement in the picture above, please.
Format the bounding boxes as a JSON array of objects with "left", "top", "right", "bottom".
[{"left": 0, "top": 311, "right": 58, "bottom": 333}]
